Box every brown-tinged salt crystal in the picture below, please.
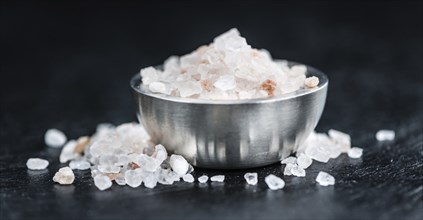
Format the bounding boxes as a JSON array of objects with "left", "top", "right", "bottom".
[
  {"left": 53, "top": 167, "right": 75, "bottom": 185},
  {"left": 74, "top": 136, "right": 90, "bottom": 154},
  {"left": 129, "top": 162, "right": 140, "bottom": 170},
  {"left": 304, "top": 76, "right": 319, "bottom": 88},
  {"left": 260, "top": 79, "right": 277, "bottom": 96}
]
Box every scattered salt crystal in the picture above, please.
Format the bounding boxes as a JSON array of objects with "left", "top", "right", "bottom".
[
  {"left": 316, "top": 171, "right": 335, "bottom": 186},
  {"left": 210, "top": 175, "right": 225, "bottom": 182},
  {"left": 45, "top": 128, "right": 67, "bottom": 148},
  {"left": 198, "top": 175, "right": 209, "bottom": 183},
  {"left": 244, "top": 173, "right": 258, "bottom": 185},
  {"left": 169, "top": 154, "right": 189, "bottom": 176},
  {"left": 94, "top": 175, "right": 113, "bottom": 191},
  {"left": 283, "top": 163, "right": 295, "bottom": 176},
  {"left": 265, "top": 174, "right": 285, "bottom": 190},
  {"left": 26, "top": 158, "right": 49, "bottom": 170},
  {"left": 59, "top": 140, "right": 78, "bottom": 163},
  {"left": 281, "top": 156, "right": 297, "bottom": 165},
  {"left": 53, "top": 167, "right": 75, "bottom": 185},
  {"left": 290, "top": 165, "right": 306, "bottom": 177},
  {"left": 305, "top": 145, "right": 330, "bottom": 163},
  {"left": 376, "top": 130, "right": 395, "bottom": 141},
  {"left": 69, "top": 160, "right": 91, "bottom": 170},
  {"left": 348, "top": 147, "right": 363, "bottom": 159},
  {"left": 297, "top": 153, "right": 312, "bottom": 169},
  {"left": 328, "top": 129, "right": 351, "bottom": 147},
  {"left": 124, "top": 170, "right": 143, "bottom": 188},
  {"left": 304, "top": 76, "right": 319, "bottom": 88},
  {"left": 182, "top": 174, "right": 195, "bottom": 183}
]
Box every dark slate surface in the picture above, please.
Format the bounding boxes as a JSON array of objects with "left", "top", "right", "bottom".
[{"left": 1, "top": 1, "right": 422, "bottom": 219}]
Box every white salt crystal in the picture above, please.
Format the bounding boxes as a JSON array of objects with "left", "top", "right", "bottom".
[
  {"left": 115, "top": 175, "right": 126, "bottom": 186},
  {"left": 281, "top": 156, "right": 297, "bottom": 165},
  {"left": 316, "top": 171, "right": 335, "bottom": 186},
  {"left": 348, "top": 147, "right": 363, "bottom": 159},
  {"left": 154, "top": 144, "right": 168, "bottom": 163},
  {"left": 283, "top": 163, "right": 295, "bottom": 176},
  {"left": 143, "top": 172, "right": 158, "bottom": 189},
  {"left": 376, "top": 130, "right": 395, "bottom": 141},
  {"left": 210, "top": 175, "right": 225, "bottom": 182},
  {"left": 149, "top": 82, "right": 171, "bottom": 95},
  {"left": 158, "top": 169, "right": 179, "bottom": 185},
  {"left": 135, "top": 154, "right": 161, "bottom": 172},
  {"left": 177, "top": 81, "right": 203, "bottom": 98},
  {"left": 69, "top": 160, "right": 91, "bottom": 170},
  {"left": 94, "top": 175, "right": 112, "bottom": 191},
  {"left": 244, "top": 172, "right": 258, "bottom": 185},
  {"left": 124, "top": 170, "right": 143, "bottom": 188},
  {"left": 140, "top": 66, "right": 159, "bottom": 85},
  {"left": 297, "top": 153, "right": 312, "bottom": 169},
  {"left": 45, "top": 128, "right": 67, "bottom": 148},
  {"left": 97, "top": 165, "right": 121, "bottom": 174},
  {"left": 214, "top": 74, "right": 236, "bottom": 91},
  {"left": 328, "top": 129, "right": 351, "bottom": 147},
  {"left": 53, "top": 167, "right": 75, "bottom": 185},
  {"left": 182, "top": 174, "right": 195, "bottom": 183},
  {"left": 198, "top": 175, "right": 208, "bottom": 183},
  {"left": 304, "top": 76, "right": 319, "bottom": 88},
  {"left": 26, "top": 158, "right": 49, "bottom": 170},
  {"left": 59, "top": 140, "right": 78, "bottom": 163},
  {"left": 291, "top": 165, "right": 306, "bottom": 177},
  {"left": 305, "top": 145, "right": 330, "bottom": 163},
  {"left": 265, "top": 174, "right": 285, "bottom": 190},
  {"left": 169, "top": 154, "right": 189, "bottom": 176}
]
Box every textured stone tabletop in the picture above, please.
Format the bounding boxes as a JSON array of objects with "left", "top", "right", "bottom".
[{"left": 1, "top": 1, "right": 422, "bottom": 219}]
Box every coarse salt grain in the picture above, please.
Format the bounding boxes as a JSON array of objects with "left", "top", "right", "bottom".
[
  {"left": 26, "top": 158, "right": 49, "bottom": 170},
  {"left": 281, "top": 156, "right": 297, "bottom": 165},
  {"left": 244, "top": 173, "right": 258, "bottom": 185},
  {"left": 69, "top": 160, "right": 91, "bottom": 170},
  {"left": 348, "top": 147, "right": 363, "bottom": 159},
  {"left": 376, "top": 130, "right": 395, "bottom": 141},
  {"left": 265, "top": 174, "right": 285, "bottom": 190},
  {"left": 316, "top": 171, "right": 335, "bottom": 186},
  {"left": 45, "top": 128, "right": 67, "bottom": 148},
  {"left": 297, "top": 153, "right": 312, "bottom": 169},
  {"left": 182, "top": 174, "right": 195, "bottom": 183},
  {"left": 94, "top": 175, "right": 113, "bottom": 191},
  {"left": 198, "top": 175, "right": 209, "bottom": 183},
  {"left": 169, "top": 154, "right": 189, "bottom": 176},
  {"left": 304, "top": 76, "right": 319, "bottom": 88},
  {"left": 53, "top": 167, "right": 75, "bottom": 185},
  {"left": 210, "top": 175, "right": 225, "bottom": 182}
]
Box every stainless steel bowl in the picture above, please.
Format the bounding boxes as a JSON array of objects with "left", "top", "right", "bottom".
[{"left": 131, "top": 62, "right": 328, "bottom": 169}]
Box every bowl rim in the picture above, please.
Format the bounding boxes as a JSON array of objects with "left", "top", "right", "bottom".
[{"left": 130, "top": 61, "right": 328, "bottom": 105}]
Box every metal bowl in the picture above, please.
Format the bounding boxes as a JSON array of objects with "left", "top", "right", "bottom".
[{"left": 130, "top": 62, "right": 328, "bottom": 169}]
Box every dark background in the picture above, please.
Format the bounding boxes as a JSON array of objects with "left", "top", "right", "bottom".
[{"left": 1, "top": 1, "right": 422, "bottom": 219}]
